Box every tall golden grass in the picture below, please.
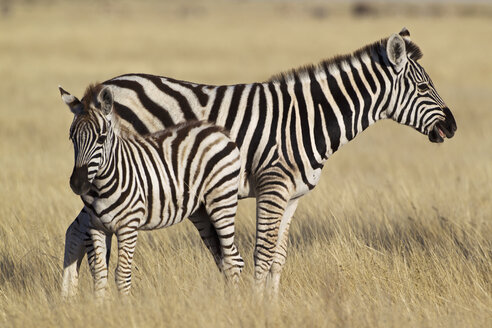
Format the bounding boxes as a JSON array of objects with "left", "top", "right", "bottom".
[{"left": 0, "top": 1, "right": 491, "bottom": 327}]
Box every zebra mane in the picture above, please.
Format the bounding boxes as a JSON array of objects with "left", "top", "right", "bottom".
[
  {"left": 78, "top": 83, "right": 133, "bottom": 137},
  {"left": 80, "top": 83, "right": 104, "bottom": 113},
  {"left": 268, "top": 37, "right": 423, "bottom": 83},
  {"left": 405, "top": 41, "right": 423, "bottom": 61}
]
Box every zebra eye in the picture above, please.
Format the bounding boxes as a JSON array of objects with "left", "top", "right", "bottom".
[
  {"left": 97, "top": 135, "right": 107, "bottom": 144},
  {"left": 417, "top": 83, "right": 429, "bottom": 92}
]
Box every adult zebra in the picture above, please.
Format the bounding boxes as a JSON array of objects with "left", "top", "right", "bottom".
[
  {"left": 62, "top": 28, "right": 456, "bottom": 298},
  {"left": 61, "top": 85, "right": 244, "bottom": 296}
]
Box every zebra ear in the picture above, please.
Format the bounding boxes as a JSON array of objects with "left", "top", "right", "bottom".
[
  {"left": 97, "top": 86, "right": 113, "bottom": 116},
  {"left": 386, "top": 33, "right": 407, "bottom": 71},
  {"left": 399, "top": 27, "right": 411, "bottom": 42},
  {"left": 59, "top": 86, "right": 84, "bottom": 115}
]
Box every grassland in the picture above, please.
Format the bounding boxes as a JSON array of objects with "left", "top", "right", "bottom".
[{"left": 0, "top": 1, "right": 491, "bottom": 327}]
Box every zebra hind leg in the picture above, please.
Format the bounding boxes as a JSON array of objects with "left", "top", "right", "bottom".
[
  {"left": 62, "top": 210, "right": 90, "bottom": 299},
  {"left": 189, "top": 207, "right": 222, "bottom": 268},
  {"left": 204, "top": 189, "right": 244, "bottom": 286}
]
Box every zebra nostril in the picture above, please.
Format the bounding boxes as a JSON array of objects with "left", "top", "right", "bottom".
[
  {"left": 70, "top": 165, "right": 90, "bottom": 195},
  {"left": 442, "top": 107, "right": 457, "bottom": 133}
]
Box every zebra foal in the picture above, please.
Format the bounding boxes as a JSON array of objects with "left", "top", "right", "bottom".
[{"left": 60, "top": 85, "right": 244, "bottom": 296}]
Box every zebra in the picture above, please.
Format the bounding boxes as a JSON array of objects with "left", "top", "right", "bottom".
[
  {"left": 60, "top": 84, "right": 244, "bottom": 296},
  {"left": 61, "top": 28, "right": 457, "bottom": 298}
]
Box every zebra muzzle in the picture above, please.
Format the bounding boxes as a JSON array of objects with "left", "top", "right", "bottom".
[
  {"left": 428, "top": 107, "right": 457, "bottom": 143},
  {"left": 70, "top": 165, "right": 91, "bottom": 195}
]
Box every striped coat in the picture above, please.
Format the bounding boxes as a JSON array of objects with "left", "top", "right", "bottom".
[
  {"left": 62, "top": 85, "right": 243, "bottom": 295},
  {"left": 62, "top": 28, "right": 457, "bottom": 298}
]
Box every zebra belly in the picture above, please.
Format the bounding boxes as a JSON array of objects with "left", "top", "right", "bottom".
[
  {"left": 137, "top": 192, "right": 201, "bottom": 231},
  {"left": 86, "top": 199, "right": 191, "bottom": 232},
  {"left": 291, "top": 166, "right": 323, "bottom": 198},
  {"left": 83, "top": 193, "right": 147, "bottom": 232},
  {"left": 138, "top": 208, "right": 190, "bottom": 231}
]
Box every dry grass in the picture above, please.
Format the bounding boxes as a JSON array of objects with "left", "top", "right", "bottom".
[{"left": 0, "top": 1, "right": 491, "bottom": 327}]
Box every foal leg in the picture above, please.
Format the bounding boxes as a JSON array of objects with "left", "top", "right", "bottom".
[
  {"left": 189, "top": 207, "right": 222, "bottom": 268},
  {"left": 87, "top": 227, "right": 112, "bottom": 298},
  {"left": 62, "top": 208, "right": 90, "bottom": 298},
  {"left": 204, "top": 188, "right": 243, "bottom": 285},
  {"left": 115, "top": 227, "right": 138, "bottom": 295}
]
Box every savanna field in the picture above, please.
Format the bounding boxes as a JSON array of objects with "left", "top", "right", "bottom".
[{"left": 0, "top": 1, "right": 491, "bottom": 327}]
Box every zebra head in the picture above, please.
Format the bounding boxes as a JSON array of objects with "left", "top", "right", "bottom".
[
  {"left": 385, "top": 28, "right": 457, "bottom": 143},
  {"left": 59, "top": 85, "right": 114, "bottom": 195}
]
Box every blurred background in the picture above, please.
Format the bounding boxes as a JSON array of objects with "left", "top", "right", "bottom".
[{"left": 0, "top": 1, "right": 491, "bottom": 327}]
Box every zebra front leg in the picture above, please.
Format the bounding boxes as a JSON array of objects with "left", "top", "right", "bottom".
[
  {"left": 115, "top": 228, "right": 138, "bottom": 295},
  {"left": 189, "top": 207, "right": 222, "bottom": 268},
  {"left": 253, "top": 179, "right": 290, "bottom": 298},
  {"left": 265, "top": 199, "right": 299, "bottom": 298},
  {"left": 62, "top": 209, "right": 90, "bottom": 298},
  {"left": 87, "top": 227, "right": 112, "bottom": 298}
]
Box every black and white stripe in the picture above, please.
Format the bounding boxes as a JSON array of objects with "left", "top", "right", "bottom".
[
  {"left": 62, "top": 85, "right": 243, "bottom": 296},
  {"left": 62, "top": 28, "right": 456, "bottom": 297}
]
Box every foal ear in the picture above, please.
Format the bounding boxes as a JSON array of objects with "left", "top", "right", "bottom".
[
  {"left": 97, "top": 86, "right": 113, "bottom": 116},
  {"left": 386, "top": 33, "right": 407, "bottom": 71},
  {"left": 59, "top": 86, "right": 83, "bottom": 115}
]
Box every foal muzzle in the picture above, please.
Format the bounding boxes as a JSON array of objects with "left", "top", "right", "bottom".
[{"left": 70, "top": 165, "right": 91, "bottom": 195}]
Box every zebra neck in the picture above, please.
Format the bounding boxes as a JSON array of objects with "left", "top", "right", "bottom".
[{"left": 304, "top": 53, "right": 394, "bottom": 161}]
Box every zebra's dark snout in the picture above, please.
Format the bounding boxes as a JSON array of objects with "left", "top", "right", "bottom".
[
  {"left": 442, "top": 107, "right": 457, "bottom": 138},
  {"left": 70, "top": 165, "right": 91, "bottom": 195},
  {"left": 428, "top": 107, "right": 457, "bottom": 143}
]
